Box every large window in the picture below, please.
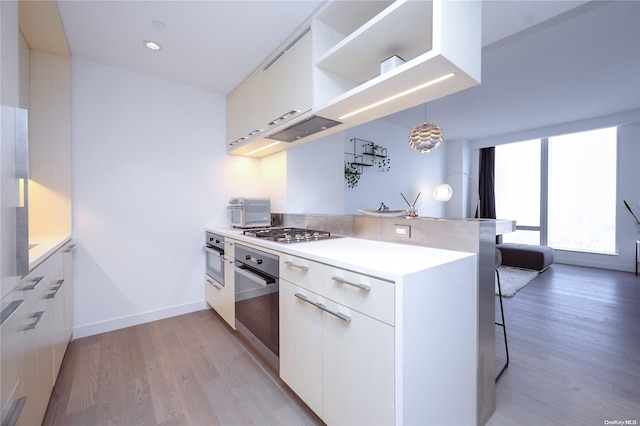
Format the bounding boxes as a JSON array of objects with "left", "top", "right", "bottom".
[{"left": 496, "top": 127, "right": 617, "bottom": 254}]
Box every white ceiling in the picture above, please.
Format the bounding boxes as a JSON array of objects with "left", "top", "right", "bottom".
[{"left": 56, "top": 0, "right": 591, "bottom": 97}]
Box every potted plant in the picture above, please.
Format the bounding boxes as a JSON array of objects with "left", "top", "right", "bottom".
[{"left": 345, "top": 162, "right": 361, "bottom": 188}]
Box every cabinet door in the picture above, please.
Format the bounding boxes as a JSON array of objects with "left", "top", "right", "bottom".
[
  {"left": 261, "top": 31, "right": 312, "bottom": 128},
  {"left": 50, "top": 276, "right": 66, "bottom": 380},
  {"left": 322, "top": 298, "right": 395, "bottom": 426},
  {"left": 62, "top": 243, "right": 75, "bottom": 344},
  {"left": 279, "top": 281, "right": 322, "bottom": 417},
  {"left": 205, "top": 275, "right": 235, "bottom": 330},
  {"left": 0, "top": 291, "right": 27, "bottom": 423},
  {"left": 20, "top": 297, "right": 54, "bottom": 426},
  {"left": 227, "top": 71, "right": 263, "bottom": 144}
]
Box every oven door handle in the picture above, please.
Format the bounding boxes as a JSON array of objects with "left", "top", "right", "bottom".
[
  {"left": 203, "top": 246, "right": 224, "bottom": 257},
  {"left": 235, "top": 266, "right": 272, "bottom": 287}
]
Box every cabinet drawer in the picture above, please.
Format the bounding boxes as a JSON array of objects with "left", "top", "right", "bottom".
[
  {"left": 321, "top": 266, "right": 394, "bottom": 326},
  {"left": 280, "top": 255, "right": 322, "bottom": 293},
  {"left": 20, "top": 250, "right": 63, "bottom": 307}
]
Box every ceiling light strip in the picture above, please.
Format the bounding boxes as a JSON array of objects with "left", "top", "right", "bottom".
[
  {"left": 339, "top": 73, "right": 456, "bottom": 120},
  {"left": 245, "top": 141, "right": 281, "bottom": 156}
]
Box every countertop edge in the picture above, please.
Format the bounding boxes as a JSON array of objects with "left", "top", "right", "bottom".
[{"left": 29, "top": 234, "right": 72, "bottom": 271}]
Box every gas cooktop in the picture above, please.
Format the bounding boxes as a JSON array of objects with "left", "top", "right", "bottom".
[{"left": 243, "top": 227, "right": 334, "bottom": 243}]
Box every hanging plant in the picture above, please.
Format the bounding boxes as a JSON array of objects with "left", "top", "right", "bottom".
[
  {"left": 376, "top": 155, "right": 391, "bottom": 171},
  {"left": 345, "top": 162, "right": 361, "bottom": 188}
]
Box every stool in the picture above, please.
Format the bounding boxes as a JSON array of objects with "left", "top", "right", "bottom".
[{"left": 495, "top": 248, "right": 509, "bottom": 382}]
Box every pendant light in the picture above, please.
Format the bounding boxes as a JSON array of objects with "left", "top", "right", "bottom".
[{"left": 408, "top": 104, "right": 443, "bottom": 153}]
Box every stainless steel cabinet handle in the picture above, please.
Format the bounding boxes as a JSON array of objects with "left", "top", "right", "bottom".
[
  {"left": 22, "top": 276, "right": 44, "bottom": 291},
  {"left": 284, "top": 261, "right": 309, "bottom": 272},
  {"left": 24, "top": 311, "right": 45, "bottom": 331},
  {"left": 63, "top": 244, "right": 77, "bottom": 253},
  {"left": 331, "top": 276, "right": 371, "bottom": 291},
  {"left": 206, "top": 278, "right": 222, "bottom": 290},
  {"left": 45, "top": 279, "right": 64, "bottom": 299},
  {"left": 268, "top": 109, "right": 300, "bottom": 126},
  {"left": 294, "top": 293, "right": 351, "bottom": 322},
  {"left": 1, "top": 300, "right": 24, "bottom": 326},
  {"left": 3, "top": 396, "right": 26, "bottom": 426}
]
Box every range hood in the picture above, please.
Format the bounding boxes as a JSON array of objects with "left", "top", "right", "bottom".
[{"left": 266, "top": 115, "right": 342, "bottom": 143}]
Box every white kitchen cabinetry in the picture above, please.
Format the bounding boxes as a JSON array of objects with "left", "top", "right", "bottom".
[
  {"left": 227, "top": 72, "right": 263, "bottom": 146},
  {"left": 205, "top": 239, "right": 236, "bottom": 329},
  {"left": 227, "top": 27, "right": 313, "bottom": 152},
  {"left": 227, "top": 0, "right": 480, "bottom": 158},
  {"left": 261, "top": 30, "right": 313, "bottom": 130},
  {"left": 280, "top": 256, "right": 395, "bottom": 425},
  {"left": 0, "top": 239, "right": 74, "bottom": 426}
]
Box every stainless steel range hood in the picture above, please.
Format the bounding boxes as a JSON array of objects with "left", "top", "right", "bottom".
[{"left": 266, "top": 115, "right": 342, "bottom": 143}]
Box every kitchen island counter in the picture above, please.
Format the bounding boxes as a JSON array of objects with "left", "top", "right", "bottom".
[{"left": 207, "top": 227, "right": 474, "bottom": 282}]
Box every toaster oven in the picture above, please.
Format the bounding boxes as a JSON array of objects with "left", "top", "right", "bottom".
[{"left": 227, "top": 197, "right": 271, "bottom": 228}]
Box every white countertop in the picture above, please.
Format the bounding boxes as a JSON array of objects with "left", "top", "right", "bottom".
[
  {"left": 208, "top": 228, "right": 474, "bottom": 281},
  {"left": 29, "top": 234, "right": 72, "bottom": 270}
]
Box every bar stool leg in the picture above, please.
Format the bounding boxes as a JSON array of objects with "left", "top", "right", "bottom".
[{"left": 495, "top": 268, "right": 509, "bottom": 382}]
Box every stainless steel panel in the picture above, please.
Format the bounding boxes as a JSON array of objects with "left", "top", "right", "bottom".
[{"left": 15, "top": 108, "right": 29, "bottom": 276}]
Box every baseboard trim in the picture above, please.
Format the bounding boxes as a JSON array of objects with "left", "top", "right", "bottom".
[{"left": 72, "top": 300, "right": 207, "bottom": 339}]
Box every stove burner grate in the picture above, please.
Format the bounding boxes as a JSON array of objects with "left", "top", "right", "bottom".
[{"left": 243, "top": 227, "right": 332, "bottom": 243}]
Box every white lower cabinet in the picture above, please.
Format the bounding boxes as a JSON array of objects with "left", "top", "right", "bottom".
[
  {"left": 280, "top": 279, "right": 394, "bottom": 426},
  {"left": 205, "top": 238, "right": 235, "bottom": 329},
  {"left": 0, "top": 240, "right": 74, "bottom": 426}
]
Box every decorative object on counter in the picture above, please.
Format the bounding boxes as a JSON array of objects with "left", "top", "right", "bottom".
[
  {"left": 408, "top": 104, "right": 443, "bottom": 153},
  {"left": 356, "top": 209, "right": 406, "bottom": 217},
  {"left": 401, "top": 192, "right": 420, "bottom": 218},
  {"left": 378, "top": 202, "right": 390, "bottom": 211},
  {"left": 345, "top": 138, "right": 391, "bottom": 188},
  {"left": 433, "top": 172, "right": 481, "bottom": 218}
]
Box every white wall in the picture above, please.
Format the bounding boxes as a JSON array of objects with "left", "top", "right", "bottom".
[
  {"left": 343, "top": 119, "right": 446, "bottom": 217},
  {"left": 71, "top": 58, "right": 260, "bottom": 337}
]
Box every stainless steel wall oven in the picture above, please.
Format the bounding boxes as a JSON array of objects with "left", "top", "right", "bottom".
[
  {"left": 234, "top": 243, "right": 279, "bottom": 370},
  {"left": 204, "top": 232, "right": 225, "bottom": 286}
]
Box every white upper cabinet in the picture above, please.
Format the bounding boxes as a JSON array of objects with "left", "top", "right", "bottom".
[
  {"left": 261, "top": 30, "right": 313, "bottom": 131},
  {"left": 227, "top": 0, "right": 481, "bottom": 157}
]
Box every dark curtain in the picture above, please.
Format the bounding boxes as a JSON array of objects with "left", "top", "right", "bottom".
[{"left": 478, "top": 147, "right": 496, "bottom": 219}]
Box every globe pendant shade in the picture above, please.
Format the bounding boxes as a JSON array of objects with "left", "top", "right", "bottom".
[
  {"left": 408, "top": 122, "right": 444, "bottom": 153},
  {"left": 433, "top": 183, "right": 453, "bottom": 201}
]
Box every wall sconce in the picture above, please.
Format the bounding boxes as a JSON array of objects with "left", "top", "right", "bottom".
[{"left": 433, "top": 172, "right": 480, "bottom": 217}]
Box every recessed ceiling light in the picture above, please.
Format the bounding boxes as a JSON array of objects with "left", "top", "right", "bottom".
[
  {"left": 152, "top": 20, "right": 166, "bottom": 30},
  {"left": 143, "top": 40, "right": 162, "bottom": 51}
]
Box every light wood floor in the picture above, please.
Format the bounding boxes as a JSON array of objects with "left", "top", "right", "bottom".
[
  {"left": 43, "top": 264, "right": 639, "bottom": 425},
  {"left": 488, "top": 264, "right": 640, "bottom": 425}
]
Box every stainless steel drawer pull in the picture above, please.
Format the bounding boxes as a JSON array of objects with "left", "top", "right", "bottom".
[
  {"left": 206, "top": 278, "right": 222, "bottom": 290},
  {"left": 63, "top": 244, "right": 77, "bottom": 253},
  {"left": 24, "top": 311, "right": 45, "bottom": 331},
  {"left": 331, "top": 276, "right": 371, "bottom": 291},
  {"left": 22, "top": 276, "right": 44, "bottom": 291},
  {"left": 284, "top": 261, "right": 309, "bottom": 272},
  {"left": 45, "top": 279, "right": 65, "bottom": 299},
  {"left": 3, "top": 396, "right": 26, "bottom": 426},
  {"left": 268, "top": 109, "right": 300, "bottom": 126},
  {"left": 294, "top": 293, "right": 351, "bottom": 322},
  {"left": 1, "top": 300, "right": 23, "bottom": 326}
]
